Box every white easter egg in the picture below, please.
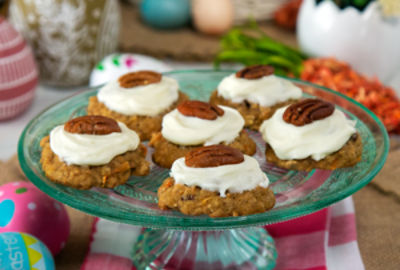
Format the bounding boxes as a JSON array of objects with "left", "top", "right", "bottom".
[{"left": 89, "top": 53, "right": 171, "bottom": 87}]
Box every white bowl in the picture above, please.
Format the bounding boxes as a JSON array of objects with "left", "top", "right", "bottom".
[{"left": 297, "top": 0, "right": 400, "bottom": 83}]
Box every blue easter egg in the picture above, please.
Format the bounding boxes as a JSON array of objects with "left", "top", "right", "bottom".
[
  {"left": 140, "top": 0, "right": 191, "bottom": 29},
  {"left": 0, "top": 232, "right": 55, "bottom": 270}
]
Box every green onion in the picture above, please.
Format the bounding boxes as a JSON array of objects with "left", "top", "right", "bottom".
[{"left": 214, "top": 23, "right": 307, "bottom": 77}]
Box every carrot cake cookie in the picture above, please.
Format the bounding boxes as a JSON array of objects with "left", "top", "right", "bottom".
[
  {"left": 210, "top": 65, "right": 302, "bottom": 130},
  {"left": 158, "top": 145, "right": 275, "bottom": 217},
  {"left": 88, "top": 71, "right": 187, "bottom": 140},
  {"left": 40, "top": 115, "right": 150, "bottom": 189},
  {"left": 149, "top": 100, "right": 256, "bottom": 168},
  {"left": 259, "top": 99, "right": 362, "bottom": 171}
]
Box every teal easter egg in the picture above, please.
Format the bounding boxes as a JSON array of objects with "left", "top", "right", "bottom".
[
  {"left": 0, "top": 232, "right": 55, "bottom": 270},
  {"left": 140, "top": 0, "right": 191, "bottom": 29},
  {"left": 0, "top": 200, "right": 15, "bottom": 227}
]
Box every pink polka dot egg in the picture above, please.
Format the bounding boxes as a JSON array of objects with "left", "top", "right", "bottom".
[{"left": 0, "top": 181, "right": 70, "bottom": 255}]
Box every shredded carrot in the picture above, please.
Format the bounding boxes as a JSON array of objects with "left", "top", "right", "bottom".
[{"left": 301, "top": 58, "right": 400, "bottom": 134}]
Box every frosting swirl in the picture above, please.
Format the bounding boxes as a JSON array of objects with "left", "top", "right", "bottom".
[
  {"left": 161, "top": 105, "right": 244, "bottom": 146},
  {"left": 170, "top": 155, "right": 270, "bottom": 197},
  {"left": 217, "top": 74, "right": 302, "bottom": 107},
  {"left": 259, "top": 106, "right": 357, "bottom": 161},
  {"left": 97, "top": 76, "right": 179, "bottom": 116},
  {"left": 49, "top": 122, "right": 140, "bottom": 166}
]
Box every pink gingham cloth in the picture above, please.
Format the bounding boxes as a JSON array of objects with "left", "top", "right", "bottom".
[{"left": 81, "top": 197, "right": 364, "bottom": 270}]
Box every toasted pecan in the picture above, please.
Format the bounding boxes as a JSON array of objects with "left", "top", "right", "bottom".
[
  {"left": 236, "top": 65, "right": 274, "bottom": 79},
  {"left": 64, "top": 115, "right": 121, "bottom": 135},
  {"left": 283, "top": 99, "right": 334, "bottom": 126},
  {"left": 118, "top": 71, "right": 162, "bottom": 88},
  {"left": 185, "top": 145, "right": 244, "bottom": 168},
  {"left": 177, "top": 100, "right": 224, "bottom": 120}
]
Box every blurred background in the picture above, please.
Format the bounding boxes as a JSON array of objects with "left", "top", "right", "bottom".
[{"left": 1, "top": 0, "right": 400, "bottom": 160}]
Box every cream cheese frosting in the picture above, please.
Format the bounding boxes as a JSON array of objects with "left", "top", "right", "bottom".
[
  {"left": 97, "top": 76, "right": 179, "bottom": 116},
  {"left": 161, "top": 105, "right": 245, "bottom": 146},
  {"left": 259, "top": 106, "right": 357, "bottom": 161},
  {"left": 217, "top": 74, "right": 302, "bottom": 107},
  {"left": 170, "top": 155, "right": 270, "bottom": 197},
  {"left": 49, "top": 122, "right": 140, "bottom": 166}
]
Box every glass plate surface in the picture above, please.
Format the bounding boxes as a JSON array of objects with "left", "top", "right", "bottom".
[{"left": 18, "top": 70, "right": 389, "bottom": 230}]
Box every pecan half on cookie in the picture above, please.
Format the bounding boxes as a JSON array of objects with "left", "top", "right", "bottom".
[
  {"left": 236, "top": 65, "right": 274, "bottom": 79},
  {"left": 185, "top": 145, "right": 244, "bottom": 168},
  {"left": 177, "top": 100, "right": 224, "bottom": 120},
  {"left": 118, "top": 71, "right": 162, "bottom": 88},
  {"left": 283, "top": 99, "right": 334, "bottom": 126},
  {"left": 64, "top": 115, "right": 121, "bottom": 135}
]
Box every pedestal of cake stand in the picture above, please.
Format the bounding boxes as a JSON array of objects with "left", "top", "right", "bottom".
[{"left": 132, "top": 227, "right": 277, "bottom": 270}]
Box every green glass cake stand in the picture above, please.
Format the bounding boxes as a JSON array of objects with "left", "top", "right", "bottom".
[{"left": 18, "top": 70, "right": 389, "bottom": 270}]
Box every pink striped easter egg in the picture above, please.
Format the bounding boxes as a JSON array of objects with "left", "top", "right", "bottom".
[{"left": 0, "top": 16, "right": 38, "bottom": 120}]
